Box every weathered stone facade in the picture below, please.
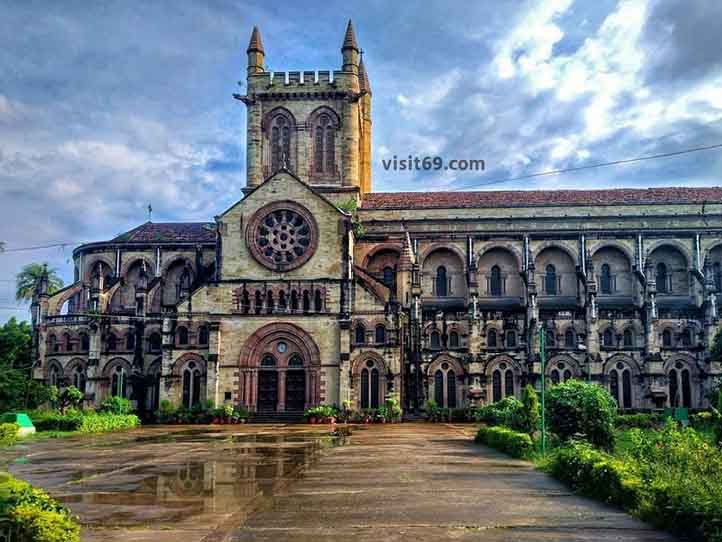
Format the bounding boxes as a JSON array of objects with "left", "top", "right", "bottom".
[{"left": 31, "top": 22, "right": 722, "bottom": 415}]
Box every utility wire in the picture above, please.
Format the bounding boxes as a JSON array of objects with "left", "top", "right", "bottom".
[{"left": 449, "top": 142, "right": 722, "bottom": 191}]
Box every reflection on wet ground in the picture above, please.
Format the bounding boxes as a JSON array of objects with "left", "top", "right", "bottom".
[{"left": 0, "top": 425, "right": 346, "bottom": 542}]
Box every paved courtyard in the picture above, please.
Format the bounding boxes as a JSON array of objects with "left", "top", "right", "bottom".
[{"left": 1, "top": 423, "right": 677, "bottom": 542}]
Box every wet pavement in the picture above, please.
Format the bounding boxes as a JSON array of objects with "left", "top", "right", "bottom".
[{"left": 1, "top": 423, "right": 677, "bottom": 542}]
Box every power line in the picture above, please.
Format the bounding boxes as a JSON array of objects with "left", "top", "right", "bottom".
[
  {"left": 0, "top": 242, "right": 81, "bottom": 253},
  {"left": 449, "top": 142, "right": 722, "bottom": 191}
]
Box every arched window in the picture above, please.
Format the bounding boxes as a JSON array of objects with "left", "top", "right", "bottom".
[
  {"left": 602, "top": 328, "right": 614, "bottom": 347},
  {"left": 680, "top": 328, "right": 692, "bottom": 347},
  {"left": 656, "top": 262, "right": 669, "bottom": 294},
  {"left": 383, "top": 266, "right": 394, "bottom": 289},
  {"left": 80, "top": 333, "right": 90, "bottom": 351},
  {"left": 504, "top": 370, "right": 514, "bottom": 398},
  {"left": 177, "top": 326, "right": 189, "bottom": 346},
  {"left": 545, "top": 264, "right": 557, "bottom": 295},
  {"left": 361, "top": 368, "right": 369, "bottom": 409},
  {"left": 182, "top": 361, "right": 202, "bottom": 408},
  {"left": 254, "top": 290, "right": 263, "bottom": 315},
  {"left": 370, "top": 368, "right": 380, "bottom": 408},
  {"left": 126, "top": 332, "right": 135, "bottom": 351},
  {"left": 545, "top": 329, "right": 555, "bottom": 348},
  {"left": 487, "top": 329, "right": 497, "bottom": 348},
  {"left": 506, "top": 330, "right": 517, "bottom": 348},
  {"left": 681, "top": 369, "right": 691, "bottom": 408},
  {"left": 622, "top": 369, "right": 632, "bottom": 409},
  {"left": 290, "top": 290, "right": 299, "bottom": 311},
  {"left": 610, "top": 370, "right": 619, "bottom": 405},
  {"left": 302, "top": 290, "right": 311, "bottom": 313},
  {"left": 278, "top": 291, "right": 287, "bottom": 312},
  {"left": 623, "top": 328, "right": 634, "bottom": 347},
  {"left": 551, "top": 369, "right": 560, "bottom": 385},
  {"left": 447, "top": 370, "right": 456, "bottom": 408},
  {"left": 564, "top": 328, "right": 575, "bottom": 348},
  {"left": 198, "top": 326, "right": 209, "bottom": 345},
  {"left": 492, "top": 370, "right": 502, "bottom": 402},
  {"left": 375, "top": 325, "right": 386, "bottom": 344},
  {"left": 434, "top": 370, "right": 444, "bottom": 405},
  {"left": 563, "top": 369, "right": 572, "bottom": 382},
  {"left": 72, "top": 365, "right": 86, "bottom": 393},
  {"left": 662, "top": 329, "right": 673, "bottom": 348},
  {"left": 449, "top": 331, "right": 459, "bottom": 348},
  {"left": 49, "top": 364, "right": 61, "bottom": 388},
  {"left": 430, "top": 331, "right": 441, "bottom": 349},
  {"left": 435, "top": 266, "right": 448, "bottom": 297},
  {"left": 48, "top": 334, "right": 58, "bottom": 353},
  {"left": 714, "top": 262, "right": 722, "bottom": 292},
  {"left": 261, "top": 355, "right": 276, "bottom": 367},
  {"left": 241, "top": 290, "right": 251, "bottom": 314},
  {"left": 314, "top": 290, "right": 323, "bottom": 312},
  {"left": 600, "top": 263, "right": 612, "bottom": 295},
  {"left": 149, "top": 332, "right": 162, "bottom": 352},
  {"left": 270, "top": 113, "right": 292, "bottom": 172},
  {"left": 355, "top": 324, "right": 366, "bottom": 344},
  {"left": 266, "top": 291, "right": 274, "bottom": 314},
  {"left": 64, "top": 333, "right": 73, "bottom": 352},
  {"left": 313, "top": 113, "right": 336, "bottom": 174},
  {"left": 107, "top": 333, "right": 117, "bottom": 352},
  {"left": 669, "top": 368, "right": 679, "bottom": 407},
  {"left": 490, "top": 265, "right": 502, "bottom": 296},
  {"left": 111, "top": 365, "right": 127, "bottom": 398}
]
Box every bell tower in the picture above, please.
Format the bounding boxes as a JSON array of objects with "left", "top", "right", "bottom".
[{"left": 235, "top": 21, "right": 372, "bottom": 197}]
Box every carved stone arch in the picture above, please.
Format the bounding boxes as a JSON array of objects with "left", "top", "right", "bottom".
[
  {"left": 532, "top": 241, "right": 579, "bottom": 267},
  {"left": 663, "top": 353, "right": 699, "bottom": 373},
  {"left": 170, "top": 353, "right": 207, "bottom": 378},
  {"left": 119, "top": 256, "right": 155, "bottom": 280},
  {"left": 545, "top": 354, "right": 582, "bottom": 377},
  {"left": 307, "top": 105, "right": 341, "bottom": 129},
  {"left": 44, "top": 358, "right": 64, "bottom": 380},
  {"left": 427, "top": 354, "right": 465, "bottom": 377},
  {"left": 603, "top": 353, "right": 642, "bottom": 375},
  {"left": 361, "top": 243, "right": 402, "bottom": 268},
  {"left": 645, "top": 240, "right": 693, "bottom": 268},
  {"left": 351, "top": 350, "right": 387, "bottom": 376},
  {"left": 262, "top": 106, "right": 297, "bottom": 131},
  {"left": 160, "top": 256, "right": 196, "bottom": 279},
  {"left": 484, "top": 354, "right": 523, "bottom": 375},
  {"left": 418, "top": 243, "right": 467, "bottom": 271},
  {"left": 589, "top": 242, "right": 635, "bottom": 266},
  {"left": 703, "top": 240, "right": 722, "bottom": 266},
  {"left": 83, "top": 254, "right": 115, "bottom": 282},
  {"left": 48, "top": 283, "right": 83, "bottom": 316},
  {"left": 146, "top": 357, "right": 163, "bottom": 376},
  {"left": 477, "top": 243, "right": 523, "bottom": 270},
  {"left": 64, "top": 357, "right": 87, "bottom": 379},
  {"left": 263, "top": 106, "right": 297, "bottom": 174},
  {"left": 240, "top": 322, "right": 321, "bottom": 368}
]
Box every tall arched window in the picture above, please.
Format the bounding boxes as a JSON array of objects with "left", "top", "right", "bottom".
[
  {"left": 551, "top": 369, "right": 560, "bottom": 385},
  {"left": 278, "top": 291, "right": 287, "bottom": 312},
  {"left": 504, "top": 370, "right": 514, "bottom": 398},
  {"left": 610, "top": 370, "right": 619, "bottom": 405},
  {"left": 681, "top": 369, "right": 691, "bottom": 408},
  {"left": 126, "top": 332, "right": 135, "bottom": 351},
  {"left": 669, "top": 368, "right": 679, "bottom": 407},
  {"left": 434, "top": 370, "right": 444, "bottom": 405},
  {"left": 600, "top": 263, "right": 612, "bottom": 294},
  {"left": 545, "top": 329, "right": 555, "bottom": 348},
  {"left": 563, "top": 369, "right": 572, "bottom": 382},
  {"left": 681, "top": 328, "right": 692, "bottom": 347},
  {"left": 198, "top": 326, "right": 209, "bottom": 345},
  {"left": 72, "top": 365, "right": 86, "bottom": 393},
  {"left": 370, "top": 368, "right": 380, "bottom": 408},
  {"left": 64, "top": 333, "right": 73, "bottom": 352},
  {"left": 506, "top": 330, "right": 516, "bottom": 348},
  {"left": 490, "top": 265, "right": 502, "bottom": 296},
  {"left": 360, "top": 368, "right": 369, "bottom": 409},
  {"left": 302, "top": 290, "right": 311, "bottom": 313},
  {"left": 49, "top": 364, "right": 61, "bottom": 388},
  {"left": 449, "top": 331, "right": 459, "bottom": 348},
  {"left": 177, "top": 326, "right": 189, "bottom": 346},
  {"left": 656, "top": 263, "right": 669, "bottom": 294},
  {"left": 492, "top": 370, "right": 502, "bottom": 402},
  {"left": 623, "top": 328, "right": 634, "bottom": 347},
  {"left": 270, "top": 113, "right": 292, "bottom": 172},
  {"left": 662, "top": 329, "right": 673, "bottom": 348},
  {"left": 435, "top": 266, "right": 448, "bottom": 297},
  {"left": 383, "top": 266, "right": 395, "bottom": 289},
  {"left": 447, "top": 370, "right": 456, "bottom": 408},
  {"left": 602, "top": 328, "right": 614, "bottom": 347},
  {"left": 359, "top": 360, "right": 382, "bottom": 410},
  {"left": 622, "top": 369, "right": 632, "bottom": 409},
  {"left": 564, "top": 328, "right": 575, "bottom": 348},
  {"left": 111, "top": 365, "right": 127, "bottom": 398},
  {"left": 430, "top": 331, "right": 441, "bottom": 349},
  {"left": 545, "top": 264, "right": 557, "bottom": 295},
  {"left": 714, "top": 262, "right": 722, "bottom": 292},
  {"left": 48, "top": 335, "right": 58, "bottom": 353},
  {"left": 149, "top": 332, "right": 162, "bottom": 353},
  {"left": 107, "top": 333, "right": 117, "bottom": 352},
  {"left": 182, "top": 361, "right": 202, "bottom": 408},
  {"left": 80, "top": 333, "right": 90, "bottom": 351},
  {"left": 266, "top": 291, "right": 275, "bottom": 314},
  {"left": 355, "top": 324, "right": 366, "bottom": 344},
  {"left": 314, "top": 290, "right": 323, "bottom": 312},
  {"left": 487, "top": 329, "right": 497, "bottom": 348},
  {"left": 375, "top": 325, "right": 386, "bottom": 344},
  {"left": 313, "top": 113, "right": 336, "bottom": 174}
]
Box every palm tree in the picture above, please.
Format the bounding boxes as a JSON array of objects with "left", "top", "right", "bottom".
[{"left": 16, "top": 263, "right": 64, "bottom": 302}]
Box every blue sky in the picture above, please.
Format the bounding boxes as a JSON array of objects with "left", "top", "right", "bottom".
[{"left": 1, "top": 0, "right": 722, "bottom": 322}]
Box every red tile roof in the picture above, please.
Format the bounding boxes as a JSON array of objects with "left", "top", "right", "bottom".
[
  {"left": 361, "top": 187, "right": 722, "bottom": 210},
  {"left": 111, "top": 222, "right": 215, "bottom": 243}
]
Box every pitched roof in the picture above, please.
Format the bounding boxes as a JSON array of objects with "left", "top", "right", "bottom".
[
  {"left": 361, "top": 187, "right": 722, "bottom": 210},
  {"left": 111, "top": 222, "right": 215, "bottom": 244}
]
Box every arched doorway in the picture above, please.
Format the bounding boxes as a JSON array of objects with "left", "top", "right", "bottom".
[{"left": 239, "top": 323, "right": 321, "bottom": 413}]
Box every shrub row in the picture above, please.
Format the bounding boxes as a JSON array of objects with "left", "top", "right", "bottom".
[
  {"left": 474, "top": 426, "right": 534, "bottom": 458},
  {"left": 0, "top": 422, "right": 18, "bottom": 447},
  {"left": 77, "top": 414, "right": 140, "bottom": 433},
  {"left": 614, "top": 413, "right": 663, "bottom": 430},
  {"left": 31, "top": 412, "right": 84, "bottom": 432},
  {"left": 0, "top": 472, "right": 80, "bottom": 542}
]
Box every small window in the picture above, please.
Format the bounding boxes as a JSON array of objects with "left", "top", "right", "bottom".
[
  {"left": 107, "top": 333, "right": 117, "bottom": 352},
  {"left": 198, "top": 326, "right": 209, "bottom": 345},
  {"left": 355, "top": 324, "right": 366, "bottom": 344},
  {"left": 490, "top": 265, "right": 502, "bottom": 296},
  {"left": 487, "top": 329, "right": 497, "bottom": 348},
  {"left": 449, "top": 331, "right": 459, "bottom": 348},
  {"left": 623, "top": 328, "right": 634, "bottom": 347},
  {"left": 435, "top": 266, "right": 448, "bottom": 297},
  {"left": 656, "top": 263, "right": 669, "bottom": 294},
  {"left": 602, "top": 328, "right": 614, "bottom": 347},
  {"left": 80, "top": 333, "right": 90, "bottom": 351},
  {"left": 430, "top": 331, "right": 441, "bottom": 349},
  {"left": 545, "top": 329, "right": 555, "bottom": 348},
  {"left": 383, "top": 266, "right": 395, "bottom": 289},
  {"left": 545, "top": 264, "right": 557, "bottom": 295},
  {"left": 64, "top": 333, "right": 73, "bottom": 352},
  {"left": 149, "top": 332, "right": 162, "bottom": 352},
  {"left": 564, "top": 328, "right": 575, "bottom": 348},
  {"left": 177, "top": 326, "right": 189, "bottom": 345},
  {"left": 126, "top": 332, "right": 135, "bottom": 351},
  {"left": 662, "top": 329, "right": 672, "bottom": 348},
  {"left": 681, "top": 328, "right": 693, "bottom": 347},
  {"left": 506, "top": 330, "right": 516, "bottom": 348},
  {"left": 600, "top": 263, "right": 612, "bottom": 295},
  {"left": 375, "top": 325, "right": 386, "bottom": 344}
]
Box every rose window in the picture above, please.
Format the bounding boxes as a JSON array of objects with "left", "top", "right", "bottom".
[{"left": 248, "top": 202, "right": 317, "bottom": 271}]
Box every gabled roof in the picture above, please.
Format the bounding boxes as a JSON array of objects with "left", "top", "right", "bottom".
[
  {"left": 361, "top": 186, "right": 722, "bottom": 210},
  {"left": 111, "top": 222, "right": 216, "bottom": 243}
]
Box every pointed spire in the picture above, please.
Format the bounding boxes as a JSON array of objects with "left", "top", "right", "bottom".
[
  {"left": 342, "top": 19, "right": 359, "bottom": 51},
  {"left": 247, "top": 26, "right": 264, "bottom": 54},
  {"left": 358, "top": 56, "right": 371, "bottom": 94}
]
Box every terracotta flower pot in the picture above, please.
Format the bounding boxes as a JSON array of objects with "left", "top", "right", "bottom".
[{"left": 309, "top": 416, "right": 317, "bottom": 424}]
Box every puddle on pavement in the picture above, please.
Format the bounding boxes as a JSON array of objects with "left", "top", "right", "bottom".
[{"left": 7, "top": 427, "right": 349, "bottom": 531}]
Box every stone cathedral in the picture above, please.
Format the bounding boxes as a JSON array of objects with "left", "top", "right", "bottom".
[{"left": 31, "top": 22, "right": 722, "bottom": 416}]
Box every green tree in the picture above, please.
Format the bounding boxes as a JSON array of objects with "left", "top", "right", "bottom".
[
  {"left": 519, "top": 385, "right": 540, "bottom": 436},
  {"left": 15, "top": 263, "right": 64, "bottom": 302},
  {"left": 0, "top": 318, "right": 32, "bottom": 369}
]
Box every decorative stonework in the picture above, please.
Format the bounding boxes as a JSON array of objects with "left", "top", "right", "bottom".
[{"left": 246, "top": 201, "right": 318, "bottom": 271}]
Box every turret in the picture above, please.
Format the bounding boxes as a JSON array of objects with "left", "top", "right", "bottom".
[
  {"left": 358, "top": 56, "right": 372, "bottom": 193},
  {"left": 341, "top": 19, "right": 359, "bottom": 74},
  {"left": 247, "top": 26, "right": 265, "bottom": 75}
]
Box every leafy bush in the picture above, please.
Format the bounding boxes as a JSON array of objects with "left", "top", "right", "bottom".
[
  {"left": 0, "top": 472, "right": 80, "bottom": 542},
  {"left": 77, "top": 414, "right": 140, "bottom": 433},
  {"left": 615, "top": 413, "right": 663, "bottom": 430},
  {"left": 58, "top": 386, "right": 84, "bottom": 413},
  {"left": 546, "top": 440, "right": 642, "bottom": 509},
  {"left": 424, "top": 400, "right": 440, "bottom": 421},
  {"left": 31, "top": 411, "right": 84, "bottom": 432},
  {"left": 385, "top": 397, "right": 402, "bottom": 420},
  {"left": 546, "top": 380, "right": 617, "bottom": 450},
  {"left": 474, "top": 426, "right": 533, "bottom": 458},
  {"left": 518, "top": 385, "right": 540, "bottom": 435},
  {"left": 472, "top": 397, "right": 524, "bottom": 430},
  {"left": 304, "top": 404, "right": 338, "bottom": 420},
  {"left": 98, "top": 395, "right": 132, "bottom": 415},
  {"left": 156, "top": 400, "right": 177, "bottom": 423},
  {"left": 0, "top": 422, "right": 18, "bottom": 447}
]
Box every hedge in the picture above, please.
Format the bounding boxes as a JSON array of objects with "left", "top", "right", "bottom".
[
  {"left": 0, "top": 472, "right": 80, "bottom": 542},
  {"left": 0, "top": 422, "right": 18, "bottom": 447},
  {"left": 474, "top": 426, "right": 534, "bottom": 458},
  {"left": 614, "top": 413, "right": 663, "bottom": 430},
  {"left": 31, "top": 412, "right": 84, "bottom": 432},
  {"left": 546, "top": 440, "right": 642, "bottom": 510},
  {"left": 77, "top": 414, "right": 140, "bottom": 433}
]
